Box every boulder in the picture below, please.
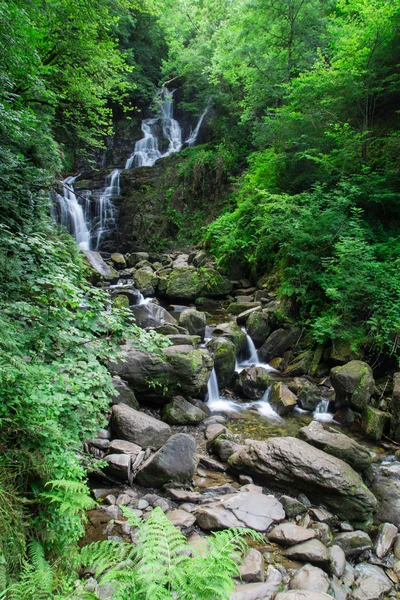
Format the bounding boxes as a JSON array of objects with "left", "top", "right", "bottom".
[
  {"left": 246, "top": 311, "right": 271, "bottom": 348},
  {"left": 361, "top": 406, "right": 390, "bottom": 441},
  {"left": 111, "top": 376, "right": 139, "bottom": 409},
  {"left": 226, "top": 302, "right": 261, "bottom": 316},
  {"left": 212, "top": 322, "right": 247, "bottom": 354},
  {"left": 110, "top": 252, "right": 126, "bottom": 269},
  {"left": 166, "top": 509, "right": 196, "bottom": 529},
  {"left": 284, "top": 351, "right": 314, "bottom": 377},
  {"left": 391, "top": 372, "right": 400, "bottom": 442},
  {"left": 206, "top": 337, "right": 236, "bottom": 389},
  {"left": 108, "top": 440, "right": 141, "bottom": 455},
  {"left": 269, "top": 382, "right": 297, "bottom": 416},
  {"left": 297, "top": 421, "right": 372, "bottom": 476},
  {"left": 276, "top": 593, "right": 333, "bottom": 600},
  {"left": 202, "top": 268, "right": 233, "bottom": 297},
  {"left": 83, "top": 250, "right": 118, "bottom": 281},
  {"left": 374, "top": 522, "right": 398, "bottom": 558},
  {"left": 161, "top": 396, "right": 206, "bottom": 425},
  {"left": 330, "top": 361, "right": 374, "bottom": 411},
  {"left": 230, "top": 567, "right": 282, "bottom": 600},
  {"left": 268, "top": 523, "right": 316, "bottom": 546},
  {"left": 162, "top": 267, "right": 232, "bottom": 301},
  {"left": 228, "top": 437, "right": 378, "bottom": 526},
  {"left": 235, "top": 366, "right": 270, "bottom": 400},
  {"left": 236, "top": 306, "right": 261, "bottom": 326},
  {"left": 333, "top": 531, "right": 372, "bottom": 556},
  {"left": 131, "top": 303, "right": 177, "bottom": 328},
  {"left": 109, "top": 343, "right": 213, "bottom": 401},
  {"left": 293, "top": 379, "right": 321, "bottom": 411},
  {"left": 111, "top": 404, "right": 171, "bottom": 449},
  {"left": 133, "top": 268, "right": 158, "bottom": 296},
  {"left": 104, "top": 454, "right": 131, "bottom": 480},
  {"left": 166, "top": 334, "right": 201, "bottom": 346},
  {"left": 258, "top": 328, "right": 301, "bottom": 363},
  {"left": 179, "top": 308, "right": 206, "bottom": 339},
  {"left": 136, "top": 433, "right": 197, "bottom": 487},
  {"left": 280, "top": 496, "right": 307, "bottom": 518},
  {"left": 125, "top": 252, "right": 149, "bottom": 267},
  {"left": 289, "top": 565, "right": 330, "bottom": 593},
  {"left": 328, "top": 545, "right": 345, "bottom": 578},
  {"left": 239, "top": 548, "right": 264, "bottom": 583},
  {"left": 284, "top": 540, "right": 329, "bottom": 567},
  {"left": 371, "top": 462, "right": 400, "bottom": 527},
  {"left": 352, "top": 563, "right": 392, "bottom": 600}
]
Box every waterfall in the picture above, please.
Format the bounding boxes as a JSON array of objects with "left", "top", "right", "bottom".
[
  {"left": 236, "top": 333, "right": 259, "bottom": 369},
  {"left": 93, "top": 169, "right": 120, "bottom": 250},
  {"left": 250, "top": 387, "right": 282, "bottom": 420},
  {"left": 206, "top": 369, "right": 240, "bottom": 413},
  {"left": 313, "top": 398, "right": 334, "bottom": 422},
  {"left": 185, "top": 103, "right": 209, "bottom": 146},
  {"left": 57, "top": 176, "right": 90, "bottom": 250}
]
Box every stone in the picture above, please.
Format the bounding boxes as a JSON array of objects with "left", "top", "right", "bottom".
[
  {"left": 371, "top": 462, "right": 400, "bottom": 527},
  {"left": 361, "top": 406, "right": 390, "bottom": 441},
  {"left": 167, "top": 489, "right": 203, "bottom": 503},
  {"left": 276, "top": 593, "right": 333, "bottom": 600},
  {"left": 179, "top": 308, "right": 206, "bottom": 339},
  {"left": 195, "top": 505, "right": 244, "bottom": 530},
  {"left": 111, "top": 404, "right": 172, "bottom": 449},
  {"left": 236, "top": 306, "right": 262, "bottom": 326},
  {"left": 161, "top": 396, "right": 206, "bottom": 425},
  {"left": 258, "top": 327, "right": 302, "bottom": 362},
  {"left": 206, "top": 337, "right": 237, "bottom": 388},
  {"left": 104, "top": 454, "right": 131, "bottom": 480},
  {"left": 109, "top": 439, "right": 142, "bottom": 455},
  {"left": 131, "top": 303, "right": 177, "bottom": 328},
  {"left": 136, "top": 433, "right": 197, "bottom": 487},
  {"left": 228, "top": 437, "right": 378, "bottom": 526},
  {"left": 239, "top": 548, "right": 264, "bottom": 583},
  {"left": 394, "top": 535, "right": 400, "bottom": 559},
  {"left": 83, "top": 250, "right": 118, "bottom": 281},
  {"left": 352, "top": 563, "right": 392, "bottom": 600},
  {"left": 96, "top": 583, "right": 117, "bottom": 599},
  {"left": 110, "top": 252, "right": 126, "bottom": 269},
  {"left": 330, "top": 361, "right": 374, "bottom": 411},
  {"left": 289, "top": 565, "right": 330, "bottom": 593},
  {"left": 109, "top": 343, "right": 213, "bottom": 401},
  {"left": 116, "top": 493, "right": 132, "bottom": 506},
  {"left": 333, "top": 531, "right": 372, "bottom": 556},
  {"left": 284, "top": 351, "right": 314, "bottom": 377},
  {"left": 89, "top": 438, "right": 110, "bottom": 450},
  {"left": 268, "top": 523, "right": 316, "bottom": 546},
  {"left": 202, "top": 268, "right": 233, "bottom": 297},
  {"left": 137, "top": 499, "right": 149, "bottom": 510},
  {"left": 205, "top": 423, "right": 226, "bottom": 441},
  {"left": 269, "top": 382, "right": 297, "bottom": 416},
  {"left": 226, "top": 302, "right": 262, "bottom": 316},
  {"left": 224, "top": 492, "right": 285, "bottom": 531},
  {"left": 211, "top": 437, "right": 245, "bottom": 462},
  {"left": 246, "top": 311, "right": 271, "bottom": 348},
  {"left": 97, "top": 428, "right": 112, "bottom": 440},
  {"left": 113, "top": 294, "right": 130, "bottom": 309},
  {"left": 166, "top": 334, "right": 201, "bottom": 346},
  {"left": 133, "top": 268, "right": 158, "bottom": 296},
  {"left": 125, "top": 252, "right": 149, "bottom": 267},
  {"left": 230, "top": 567, "right": 282, "bottom": 600},
  {"left": 284, "top": 540, "right": 329, "bottom": 567},
  {"left": 311, "top": 523, "right": 332, "bottom": 547},
  {"left": 294, "top": 378, "right": 321, "bottom": 411},
  {"left": 297, "top": 421, "right": 372, "bottom": 475},
  {"left": 391, "top": 372, "right": 400, "bottom": 442},
  {"left": 213, "top": 322, "right": 247, "bottom": 353},
  {"left": 162, "top": 267, "right": 232, "bottom": 301},
  {"left": 111, "top": 376, "right": 139, "bottom": 409},
  {"left": 187, "top": 533, "right": 208, "bottom": 556},
  {"left": 330, "top": 575, "right": 350, "bottom": 600},
  {"left": 198, "top": 455, "right": 225, "bottom": 472},
  {"left": 235, "top": 366, "right": 270, "bottom": 400},
  {"left": 166, "top": 509, "right": 196, "bottom": 528},
  {"left": 280, "top": 496, "right": 307, "bottom": 518},
  {"left": 374, "top": 522, "right": 398, "bottom": 558},
  {"left": 328, "top": 545, "right": 346, "bottom": 578}
]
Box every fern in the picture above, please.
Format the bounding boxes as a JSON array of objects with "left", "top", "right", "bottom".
[
  {"left": 41, "top": 480, "right": 97, "bottom": 518},
  {"left": 1, "top": 542, "right": 54, "bottom": 600}
]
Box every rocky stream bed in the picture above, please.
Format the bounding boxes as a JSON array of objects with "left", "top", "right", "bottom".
[{"left": 80, "top": 247, "right": 400, "bottom": 600}]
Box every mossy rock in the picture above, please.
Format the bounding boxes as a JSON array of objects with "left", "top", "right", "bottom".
[
  {"left": 206, "top": 337, "right": 236, "bottom": 389},
  {"left": 201, "top": 268, "right": 233, "bottom": 297},
  {"left": 113, "top": 295, "right": 130, "bottom": 309},
  {"left": 330, "top": 360, "right": 374, "bottom": 411},
  {"left": 246, "top": 311, "right": 271, "bottom": 348},
  {"left": 133, "top": 268, "right": 158, "bottom": 296},
  {"left": 362, "top": 406, "right": 390, "bottom": 441}
]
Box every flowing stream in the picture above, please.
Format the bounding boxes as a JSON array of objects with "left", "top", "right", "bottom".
[{"left": 55, "top": 88, "right": 208, "bottom": 250}]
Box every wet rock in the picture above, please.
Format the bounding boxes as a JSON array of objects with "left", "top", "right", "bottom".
[
  {"left": 179, "top": 308, "right": 206, "bottom": 340},
  {"left": 110, "top": 252, "right": 126, "bottom": 269},
  {"left": 166, "top": 509, "right": 196, "bottom": 528},
  {"left": 213, "top": 322, "right": 247, "bottom": 354},
  {"left": 206, "top": 337, "right": 237, "bottom": 388},
  {"left": 210, "top": 435, "right": 245, "bottom": 462},
  {"left": 297, "top": 421, "right": 372, "bottom": 476},
  {"left": 84, "top": 250, "right": 118, "bottom": 281},
  {"left": 109, "top": 343, "right": 213, "bottom": 400},
  {"left": 136, "top": 433, "right": 196, "bottom": 487},
  {"left": 276, "top": 592, "right": 333, "bottom": 600},
  {"left": 89, "top": 438, "right": 110, "bottom": 451},
  {"left": 289, "top": 565, "right": 330, "bottom": 593},
  {"left": 361, "top": 406, "right": 390, "bottom": 442},
  {"left": 133, "top": 268, "right": 158, "bottom": 296},
  {"left": 374, "top": 522, "right": 398, "bottom": 558},
  {"left": 111, "top": 376, "right": 139, "bottom": 409},
  {"left": 280, "top": 496, "right": 307, "bottom": 518},
  {"left": 239, "top": 548, "right": 264, "bottom": 582},
  {"left": 198, "top": 455, "right": 225, "bottom": 472},
  {"left": 371, "top": 462, "right": 400, "bottom": 527},
  {"left": 269, "top": 382, "right": 297, "bottom": 416},
  {"left": 109, "top": 439, "right": 142, "bottom": 455},
  {"left": 352, "top": 563, "right": 392, "bottom": 600},
  {"left": 328, "top": 545, "right": 346, "bottom": 578},
  {"left": 246, "top": 311, "right": 271, "bottom": 348},
  {"left": 227, "top": 302, "right": 261, "bottom": 316},
  {"left": 394, "top": 535, "right": 400, "bottom": 559},
  {"left": 330, "top": 361, "right": 374, "bottom": 411},
  {"left": 125, "top": 252, "right": 149, "bottom": 267},
  {"left": 161, "top": 395, "right": 206, "bottom": 425},
  {"left": 230, "top": 567, "right": 282, "bottom": 600},
  {"left": 284, "top": 540, "right": 329, "bottom": 567},
  {"left": 131, "top": 303, "right": 177, "bottom": 328},
  {"left": 284, "top": 351, "right": 314, "bottom": 377},
  {"left": 228, "top": 437, "right": 378, "bottom": 526},
  {"left": 293, "top": 379, "right": 321, "bottom": 411},
  {"left": 104, "top": 454, "right": 131, "bottom": 480},
  {"left": 111, "top": 404, "right": 171, "bottom": 449},
  {"left": 205, "top": 423, "right": 226, "bottom": 441},
  {"left": 235, "top": 366, "right": 270, "bottom": 400},
  {"left": 258, "top": 327, "right": 302, "bottom": 363},
  {"left": 162, "top": 267, "right": 232, "bottom": 300},
  {"left": 166, "top": 334, "right": 201, "bottom": 346},
  {"left": 268, "top": 523, "right": 316, "bottom": 546},
  {"left": 333, "top": 531, "right": 372, "bottom": 557}
]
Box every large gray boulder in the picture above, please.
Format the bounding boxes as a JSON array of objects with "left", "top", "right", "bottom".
[
  {"left": 131, "top": 303, "right": 177, "bottom": 328},
  {"left": 246, "top": 311, "right": 271, "bottom": 348},
  {"left": 135, "top": 434, "right": 196, "bottom": 487},
  {"left": 297, "top": 421, "right": 372, "bottom": 476},
  {"left": 84, "top": 250, "right": 118, "bottom": 281},
  {"left": 179, "top": 308, "right": 206, "bottom": 340},
  {"left": 109, "top": 343, "right": 213, "bottom": 401},
  {"left": 258, "top": 327, "right": 301, "bottom": 362},
  {"left": 206, "top": 337, "right": 236, "bottom": 389},
  {"left": 371, "top": 462, "right": 400, "bottom": 527},
  {"left": 330, "top": 360, "right": 374, "bottom": 411},
  {"left": 235, "top": 366, "right": 270, "bottom": 400},
  {"left": 269, "top": 382, "right": 297, "bottom": 416},
  {"left": 212, "top": 322, "right": 247, "bottom": 354},
  {"left": 111, "top": 404, "right": 171, "bottom": 449},
  {"left": 111, "top": 376, "right": 139, "bottom": 409},
  {"left": 161, "top": 396, "right": 206, "bottom": 425},
  {"left": 352, "top": 563, "right": 392, "bottom": 600},
  {"left": 161, "top": 267, "right": 232, "bottom": 300},
  {"left": 228, "top": 437, "right": 377, "bottom": 526}
]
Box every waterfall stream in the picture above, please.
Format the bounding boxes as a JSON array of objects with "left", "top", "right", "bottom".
[{"left": 54, "top": 88, "right": 208, "bottom": 249}]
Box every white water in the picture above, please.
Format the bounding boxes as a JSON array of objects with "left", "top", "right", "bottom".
[
  {"left": 185, "top": 103, "right": 209, "bottom": 146},
  {"left": 57, "top": 177, "right": 90, "bottom": 250},
  {"left": 236, "top": 331, "right": 277, "bottom": 372},
  {"left": 94, "top": 169, "right": 120, "bottom": 250},
  {"left": 313, "top": 398, "right": 334, "bottom": 422},
  {"left": 249, "top": 387, "right": 282, "bottom": 420}
]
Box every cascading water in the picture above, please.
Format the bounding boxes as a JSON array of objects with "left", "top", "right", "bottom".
[
  {"left": 206, "top": 368, "right": 241, "bottom": 413},
  {"left": 93, "top": 169, "right": 120, "bottom": 250},
  {"left": 57, "top": 176, "right": 90, "bottom": 250},
  {"left": 186, "top": 103, "right": 209, "bottom": 147},
  {"left": 313, "top": 398, "right": 334, "bottom": 422}
]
